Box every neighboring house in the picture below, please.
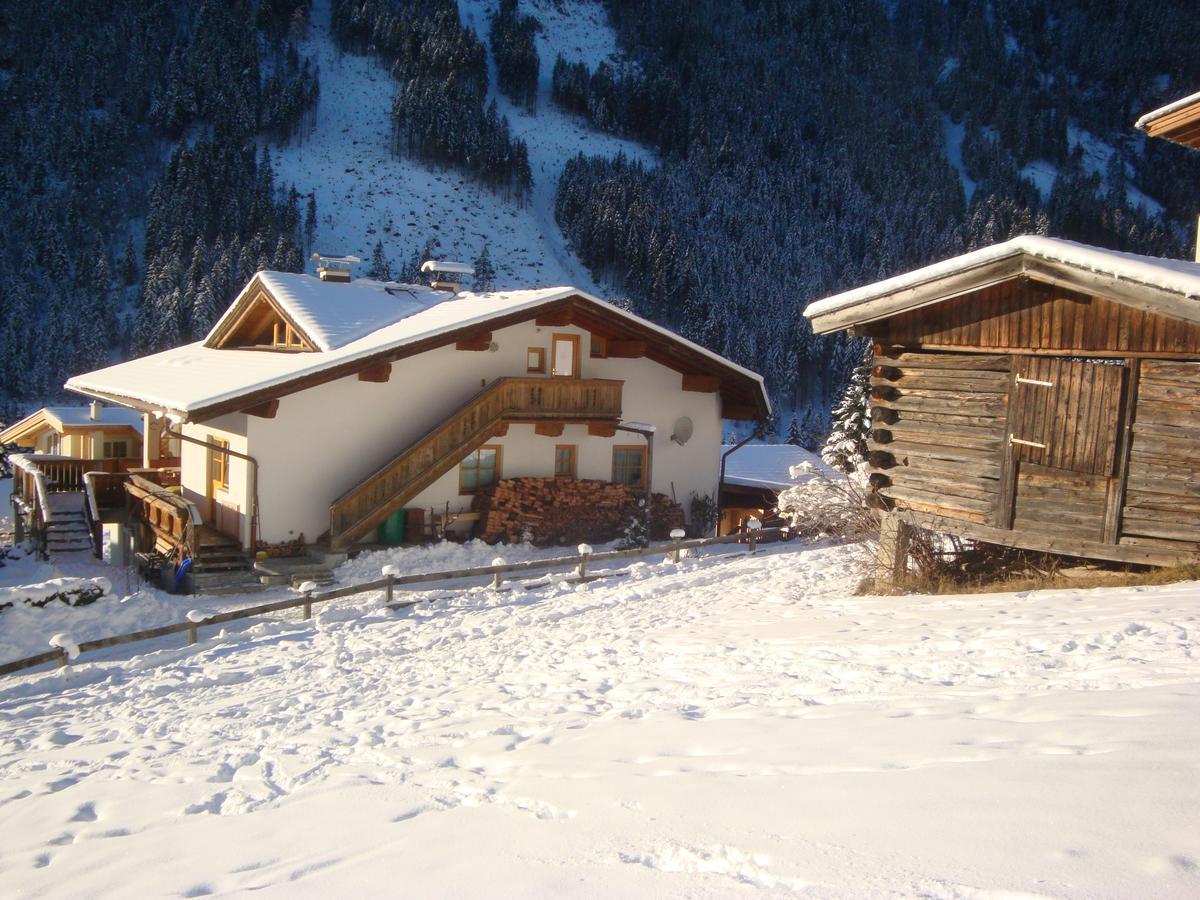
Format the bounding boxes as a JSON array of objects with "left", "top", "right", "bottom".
[
  {"left": 717, "top": 444, "right": 829, "bottom": 534},
  {"left": 805, "top": 235, "right": 1200, "bottom": 582},
  {"left": 0, "top": 403, "right": 146, "bottom": 460},
  {"left": 64, "top": 264, "right": 769, "bottom": 567}
]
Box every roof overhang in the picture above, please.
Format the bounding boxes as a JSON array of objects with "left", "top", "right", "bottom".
[
  {"left": 67, "top": 292, "right": 771, "bottom": 424},
  {"left": 0, "top": 409, "right": 51, "bottom": 446},
  {"left": 806, "top": 245, "right": 1200, "bottom": 335},
  {"left": 1135, "top": 90, "right": 1200, "bottom": 151}
]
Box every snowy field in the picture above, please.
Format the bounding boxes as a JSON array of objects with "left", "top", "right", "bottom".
[
  {"left": 1, "top": 537, "right": 1199, "bottom": 898},
  {"left": 272, "top": 0, "right": 651, "bottom": 292}
]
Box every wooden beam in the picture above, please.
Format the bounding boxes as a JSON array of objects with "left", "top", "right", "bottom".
[
  {"left": 242, "top": 399, "right": 279, "bottom": 419},
  {"left": 588, "top": 422, "right": 617, "bottom": 437},
  {"left": 607, "top": 340, "right": 647, "bottom": 358},
  {"left": 535, "top": 308, "right": 573, "bottom": 327},
  {"left": 455, "top": 333, "right": 492, "bottom": 351},
  {"left": 492, "top": 422, "right": 509, "bottom": 437},
  {"left": 357, "top": 363, "right": 391, "bottom": 383},
  {"left": 682, "top": 374, "right": 721, "bottom": 393},
  {"left": 898, "top": 507, "right": 1197, "bottom": 568},
  {"left": 534, "top": 422, "right": 565, "bottom": 437},
  {"left": 721, "top": 403, "right": 758, "bottom": 421}
]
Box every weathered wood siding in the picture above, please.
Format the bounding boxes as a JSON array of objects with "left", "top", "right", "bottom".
[
  {"left": 1119, "top": 360, "right": 1200, "bottom": 553},
  {"left": 868, "top": 351, "right": 1010, "bottom": 524},
  {"left": 862, "top": 280, "right": 1200, "bottom": 355}
]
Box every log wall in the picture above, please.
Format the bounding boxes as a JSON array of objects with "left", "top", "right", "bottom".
[{"left": 868, "top": 351, "right": 1010, "bottom": 524}]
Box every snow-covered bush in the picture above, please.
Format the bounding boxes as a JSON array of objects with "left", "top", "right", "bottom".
[
  {"left": 0, "top": 577, "right": 111, "bottom": 614},
  {"left": 778, "top": 463, "right": 877, "bottom": 540}
]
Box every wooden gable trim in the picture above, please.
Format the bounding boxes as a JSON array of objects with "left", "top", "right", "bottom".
[
  {"left": 607, "top": 339, "right": 646, "bottom": 358},
  {"left": 205, "top": 276, "right": 319, "bottom": 352},
  {"left": 682, "top": 374, "right": 721, "bottom": 392}
]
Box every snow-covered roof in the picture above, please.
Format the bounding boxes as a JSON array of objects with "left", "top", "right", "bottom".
[
  {"left": 721, "top": 444, "right": 829, "bottom": 491},
  {"left": 805, "top": 235, "right": 1200, "bottom": 334},
  {"left": 420, "top": 260, "right": 474, "bottom": 276},
  {"left": 1135, "top": 90, "right": 1200, "bottom": 129},
  {"left": 67, "top": 274, "right": 769, "bottom": 421},
  {"left": 0, "top": 405, "right": 143, "bottom": 445},
  {"left": 230, "top": 272, "right": 449, "bottom": 352}
]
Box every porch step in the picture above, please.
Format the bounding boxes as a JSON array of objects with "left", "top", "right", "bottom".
[{"left": 189, "top": 570, "right": 266, "bottom": 595}]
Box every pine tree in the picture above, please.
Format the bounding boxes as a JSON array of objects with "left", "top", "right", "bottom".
[
  {"left": 472, "top": 242, "right": 496, "bottom": 291},
  {"left": 785, "top": 416, "right": 802, "bottom": 446},
  {"left": 119, "top": 236, "right": 139, "bottom": 286},
  {"left": 368, "top": 239, "right": 392, "bottom": 280},
  {"left": 821, "top": 348, "right": 873, "bottom": 474}
]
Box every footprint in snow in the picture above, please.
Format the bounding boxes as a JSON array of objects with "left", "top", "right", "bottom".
[{"left": 69, "top": 802, "right": 97, "bottom": 822}]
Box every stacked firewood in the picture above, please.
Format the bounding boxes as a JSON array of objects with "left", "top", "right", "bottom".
[{"left": 475, "top": 478, "right": 684, "bottom": 546}]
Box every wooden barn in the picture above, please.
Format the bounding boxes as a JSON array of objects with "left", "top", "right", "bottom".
[{"left": 805, "top": 235, "right": 1200, "bottom": 581}]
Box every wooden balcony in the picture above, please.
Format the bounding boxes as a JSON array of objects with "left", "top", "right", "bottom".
[{"left": 329, "top": 377, "right": 623, "bottom": 549}]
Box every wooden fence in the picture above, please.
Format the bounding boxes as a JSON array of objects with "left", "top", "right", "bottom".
[{"left": 0, "top": 527, "right": 789, "bottom": 679}]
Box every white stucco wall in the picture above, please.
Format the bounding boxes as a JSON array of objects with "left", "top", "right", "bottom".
[
  {"left": 191, "top": 318, "right": 724, "bottom": 544},
  {"left": 181, "top": 415, "right": 252, "bottom": 546}
]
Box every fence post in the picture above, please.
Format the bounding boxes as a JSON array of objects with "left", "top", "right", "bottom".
[
  {"left": 382, "top": 565, "right": 398, "bottom": 605},
  {"left": 187, "top": 623, "right": 197, "bottom": 645},
  {"left": 490, "top": 557, "right": 505, "bottom": 590},
  {"left": 297, "top": 580, "right": 318, "bottom": 619},
  {"left": 669, "top": 528, "right": 686, "bottom": 563},
  {"left": 576, "top": 544, "right": 592, "bottom": 581},
  {"left": 56, "top": 647, "right": 68, "bottom": 669},
  {"left": 746, "top": 517, "right": 762, "bottom": 554}
]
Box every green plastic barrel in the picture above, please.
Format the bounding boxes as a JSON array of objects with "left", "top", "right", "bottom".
[{"left": 376, "top": 508, "right": 407, "bottom": 545}]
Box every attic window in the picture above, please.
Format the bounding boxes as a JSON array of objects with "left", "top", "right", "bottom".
[
  {"left": 211, "top": 291, "right": 315, "bottom": 352},
  {"left": 590, "top": 335, "right": 607, "bottom": 358}
]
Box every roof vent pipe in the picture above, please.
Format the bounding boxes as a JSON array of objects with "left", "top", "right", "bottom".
[{"left": 421, "top": 259, "right": 474, "bottom": 293}]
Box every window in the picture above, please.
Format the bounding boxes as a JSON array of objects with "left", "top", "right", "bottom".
[
  {"left": 554, "top": 444, "right": 577, "bottom": 478},
  {"left": 210, "top": 437, "right": 230, "bottom": 489},
  {"left": 46, "top": 433, "right": 61, "bottom": 455},
  {"left": 612, "top": 446, "right": 646, "bottom": 489},
  {"left": 590, "top": 335, "right": 607, "bottom": 358},
  {"left": 526, "top": 347, "right": 546, "bottom": 373},
  {"left": 460, "top": 445, "right": 501, "bottom": 493},
  {"left": 551, "top": 333, "right": 580, "bottom": 378},
  {"left": 272, "top": 321, "right": 305, "bottom": 349},
  {"left": 103, "top": 440, "right": 128, "bottom": 459}
]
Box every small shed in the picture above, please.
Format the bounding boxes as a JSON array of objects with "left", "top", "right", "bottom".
[
  {"left": 805, "top": 235, "right": 1200, "bottom": 579},
  {"left": 717, "top": 444, "right": 830, "bottom": 534}
]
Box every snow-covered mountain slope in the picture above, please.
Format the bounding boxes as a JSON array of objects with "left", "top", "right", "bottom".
[
  {"left": 1, "top": 538, "right": 1198, "bottom": 897},
  {"left": 272, "top": 0, "right": 651, "bottom": 292}
]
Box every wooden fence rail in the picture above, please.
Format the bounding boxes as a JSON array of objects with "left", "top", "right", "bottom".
[{"left": 0, "top": 527, "right": 789, "bottom": 679}]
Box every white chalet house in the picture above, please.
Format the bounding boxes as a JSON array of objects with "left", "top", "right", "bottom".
[{"left": 65, "top": 267, "right": 769, "bottom": 561}]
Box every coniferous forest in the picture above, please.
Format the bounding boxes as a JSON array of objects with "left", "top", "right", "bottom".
[{"left": 0, "top": 0, "right": 1198, "bottom": 430}]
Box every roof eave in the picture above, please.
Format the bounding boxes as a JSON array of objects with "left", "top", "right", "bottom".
[{"left": 806, "top": 252, "right": 1200, "bottom": 335}]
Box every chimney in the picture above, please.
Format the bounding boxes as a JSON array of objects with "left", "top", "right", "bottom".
[
  {"left": 310, "top": 252, "right": 361, "bottom": 283},
  {"left": 421, "top": 259, "right": 474, "bottom": 293},
  {"left": 89, "top": 400, "right": 102, "bottom": 421}
]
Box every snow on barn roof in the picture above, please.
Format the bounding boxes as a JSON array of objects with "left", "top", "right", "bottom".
[
  {"left": 66, "top": 273, "right": 769, "bottom": 420},
  {"left": 804, "top": 235, "right": 1200, "bottom": 334},
  {"left": 721, "top": 444, "right": 831, "bottom": 491},
  {"left": 1134, "top": 89, "right": 1200, "bottom": 129}
]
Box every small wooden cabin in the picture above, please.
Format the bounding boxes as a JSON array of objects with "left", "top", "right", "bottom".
[{"left": 805, "top": 235, "right": 1200, "bottom": 578}]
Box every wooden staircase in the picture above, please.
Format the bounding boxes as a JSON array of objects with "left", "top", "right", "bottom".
[{"left": 329, "top": 377, "right": 623, "bottom": 549}]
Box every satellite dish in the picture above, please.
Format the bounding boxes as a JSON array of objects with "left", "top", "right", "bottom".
[{"left": 671, "top": 416, "right": 693, "bottom": 446}]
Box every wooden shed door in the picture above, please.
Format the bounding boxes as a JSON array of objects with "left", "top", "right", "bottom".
[{"left": 1005, "top": 357, "right": 1127, "bottom": 541}]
